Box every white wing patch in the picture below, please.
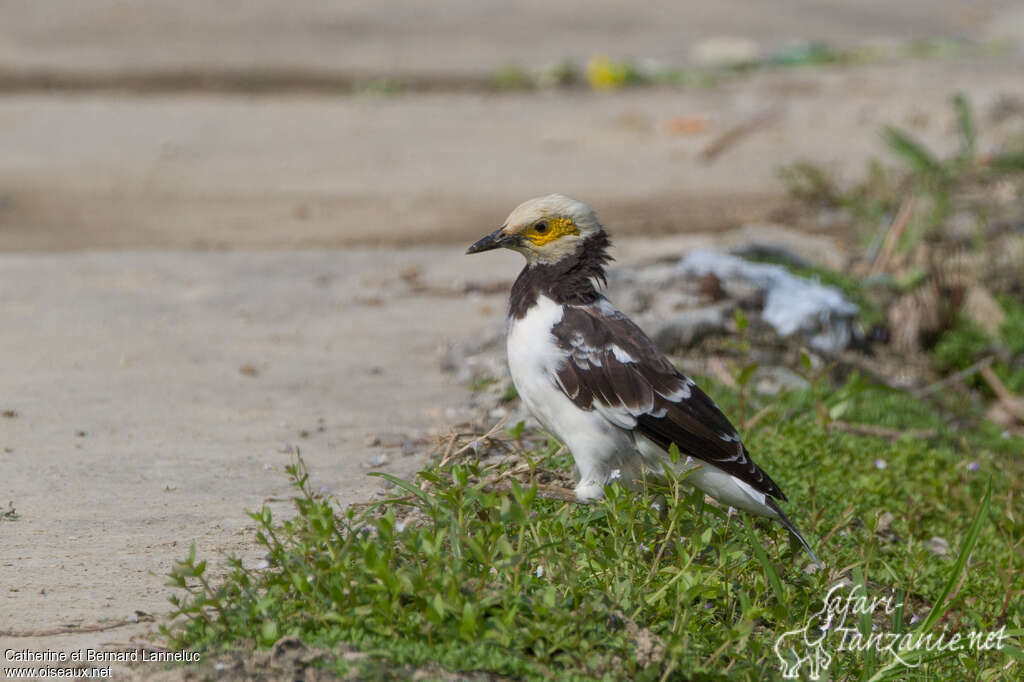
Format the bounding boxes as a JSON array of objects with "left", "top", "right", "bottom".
[
  {"left": 595, "top": 297, "right": 619, "bottom": 316},
  {"left": 657, "top": 380, "right": 692, "bottom": 402},
  {"left": 567, "top": 331, "right": 603, "bottom": 368},
  {"left": 594, "top": 403, "right": 638, "bottom": 429},
  {"left": 565, "top": 334, "right": 634, "bottom": 367},
  {"left": 609, "top": 344, "right": 634, "bottom": 363}
]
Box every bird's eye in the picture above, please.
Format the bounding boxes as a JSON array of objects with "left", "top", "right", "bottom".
[{"left": 534, "top": 221, "right": 549, "bottom": 234}]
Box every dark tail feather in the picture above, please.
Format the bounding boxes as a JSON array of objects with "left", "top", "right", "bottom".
[{"left": 766, "top": 498, "right": 822, "bottom": 568}]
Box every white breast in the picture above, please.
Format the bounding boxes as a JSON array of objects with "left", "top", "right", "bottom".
[
  {"left": 506, "top": 295, "right": 568, "bottom": 435},
  {"left": 506, "top": 295, "right": 634, "bottom": 499}
]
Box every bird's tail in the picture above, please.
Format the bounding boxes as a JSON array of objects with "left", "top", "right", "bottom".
[{"left": 766, "top": 498, "right": 822, "bottom": 569}]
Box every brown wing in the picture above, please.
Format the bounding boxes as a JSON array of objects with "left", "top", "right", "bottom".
[{"left": 550, "top": 299, "right": 787, "bottom": 501}]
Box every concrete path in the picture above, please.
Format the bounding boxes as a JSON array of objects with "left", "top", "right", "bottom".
[
  {"left": 1, "top": 1, "right": 1017, "bottom": 79},
  {"left": 3, "top": 59, "right": 1024, "bottom": 252},
  {"left": 0, "top": 246, "right": 512, "bottom": 651}
]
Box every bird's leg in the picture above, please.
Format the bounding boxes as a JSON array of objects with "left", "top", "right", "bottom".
[
  {"left": 574, "top": 463, "right": 612, "bottom": 502},
  {"left": 574, "top": 480, "right": 606, "bottom": 502}
]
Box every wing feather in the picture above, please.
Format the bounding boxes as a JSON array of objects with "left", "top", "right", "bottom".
[{"left": 551, "top": 299, "right": 787, "bottom": 501}]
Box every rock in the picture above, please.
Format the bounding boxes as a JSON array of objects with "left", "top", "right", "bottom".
[
  {"left": 963, "top": 285, "right": 1006, "bottom": 338},
  {"left": 927, "top": 536, "right": 950, "bottom": 556},
  {"left": 876, "top": 511, "right": 895, "bottom": 535},
  {"left": 370, "top": 432, "right": 407, "bottom": 449},
  {"left": 271, "top": 635, "right": 306, "bottom": 663},
  {"left": 946, "top": 211, "right": 980, "bottom": 242},
  {"left": 690, "top": 37, "right": 761, "bottom": 66},
  {"left": 731, "top": 243, "right": 813, "bottom": 270},
  {"left": 875, "top": 511, "right": 901, "bottom": 543},
  {"left": 676, "top": 249, "right": 859, "bottom": 355},
  {"left": 368, "top": 453, "right": 390, "bottom": 468},
  {"left": 650, "top": 303, "right": 732, "bottom": 353},
  {"left": 754, "top": 366, "right": 810, "bottom": 396}
]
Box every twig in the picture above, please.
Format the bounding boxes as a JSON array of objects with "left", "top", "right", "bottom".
[
  {"left": 980, "top": 364, "right": 1015, "bottom": 403},
  {"left": 420, "top": 418, "right": 511, "bottom": 492},
  {"left": 913, "top": 356, "right": 993, "bottom": 398},
  {"left": 979, "top": 364, "right": 1024, "bottom": 422},
  {"left": 699, "top": 108, "right": 780, "bottom": 162},
  {"left": 869, "top": 195, "right": 915, "bottom": 276},
  {"left": 0, "top": 615, "right": 153, "bottom": 638},
  {"left": 437, "top": 432, "right": 458, "bottom": 467},
  {"left": 830, "top": 421, "right": 937, "bottom": 440},
  {"left": 439, "top": 417, "right": 508, "bottom": 468},
  {"left": 484, "top": 481, "right": 579, "bottom": 503},
  {"left": 743, "top": 403, "right": 775, "bottom": 431},
  {"left": 819, "top": 503, "right": 856, "bottom": 549},
  {"left": 100, "top": 640, "right": 172, "bottom": 654}
]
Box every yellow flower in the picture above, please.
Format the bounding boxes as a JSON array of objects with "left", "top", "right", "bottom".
[{"left": 586, "top": 55, "right": 630, "bottom": 91}]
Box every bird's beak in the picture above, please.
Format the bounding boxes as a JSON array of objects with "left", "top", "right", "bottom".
[{"left": 466, "top": 227, "right": 517, "bottom": 254}]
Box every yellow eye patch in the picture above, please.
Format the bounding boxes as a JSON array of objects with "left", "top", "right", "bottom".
[{"left": 524, "top": 217, "right": 579, "bottom": 246}]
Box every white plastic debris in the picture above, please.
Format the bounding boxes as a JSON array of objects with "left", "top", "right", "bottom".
[{"left": 676, "top": 249, "right": 859, "bottom": 355}]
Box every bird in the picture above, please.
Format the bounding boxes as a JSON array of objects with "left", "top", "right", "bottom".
[{"left": 466, "top": 194, "right": 820, "bottom": 566}]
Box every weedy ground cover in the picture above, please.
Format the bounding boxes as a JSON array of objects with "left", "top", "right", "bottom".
[
  {"left": 163, "top": 378, "right": 1023, "bottom": 680},
  {"left": 159, "top": 93, "right": 1024, "bottom": 680}
]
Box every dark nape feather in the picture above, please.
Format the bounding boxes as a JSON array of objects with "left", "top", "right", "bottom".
[{"left": 509, "top": 232, "right": 612, "bottom": 319}]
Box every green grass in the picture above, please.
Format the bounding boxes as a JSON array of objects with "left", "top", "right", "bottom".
[
  {"left": 162, "top": 378, "right": 1023, "bottom": 680},
  {"left": 780, "top": 93, "right": 1024, "bottom": 256},
  {"left": 930, "top": 296, "right": 1024, "bottom": 395}
]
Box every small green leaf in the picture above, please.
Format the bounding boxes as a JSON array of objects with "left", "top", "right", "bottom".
[
  {"left": 733, "top": 308, "right": 749, "bottom": 331},
  {"left": 952, "top": 92, "right": 975, "bottom": 167},
  {"left": 260, "top": 620, "right": 279, "bottom": 645},
  {"left": 882, "top": 126, "right": 943, "bottom": 179},
  {"left": 505, "top": 420, "right": 526, "bottom": 439},
  {"left": 736, "top": 362, "right": 758, "bottom": 388}
]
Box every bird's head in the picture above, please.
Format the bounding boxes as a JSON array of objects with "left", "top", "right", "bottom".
[{"left": 466, "top": 194, "right": 604, "bottom": 265}]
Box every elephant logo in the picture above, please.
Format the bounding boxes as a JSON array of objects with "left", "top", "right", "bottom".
[
  {"left": 774, "top": 588, "right": 840, "bottom": 680},
  {"left": 774, "top": 623, "right": 833, "bottom": 679}
]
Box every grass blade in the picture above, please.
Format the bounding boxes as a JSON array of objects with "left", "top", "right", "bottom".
[
  {"left": 369, "top": 472, "right": 436, "bottom": 508},
  {"left": 918, "top": 477, "right": 991, "bottom": 633},
  {"left": 882, "top": 126, "right": 943, "bottom": 179},
  {"left": 865, "top": 478, "right": 993, "bottom": 681},
  {"left": 746, "top": 520, "right": 785, "bottom": 603},
  {"left": 952, "top": 92, "right": 976, "bottom": 167}
]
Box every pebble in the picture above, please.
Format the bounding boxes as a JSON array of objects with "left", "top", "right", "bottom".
[
  {"left": 650, "top": 304, "right": 731, "bottom": 353},
  {"left": 927, "top": 536, "right": 950, "bottom": 556},
  {"left": 754, "top": 366, "right": 810, "bottom": 396},
  {"left": 876, "top": 511, "right": 895, "bottom": 535}
]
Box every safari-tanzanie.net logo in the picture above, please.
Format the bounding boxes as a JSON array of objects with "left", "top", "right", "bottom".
[{"left": 773, "top": 582, "right": 1010, "bottom": 679}]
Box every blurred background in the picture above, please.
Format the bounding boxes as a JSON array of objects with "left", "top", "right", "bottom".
[
  {"left": 1, "top": 0, "right": 1023, "bottom": 249},
  {"left": 3, "top": 0, "right": 1024, "bottom": 658}
]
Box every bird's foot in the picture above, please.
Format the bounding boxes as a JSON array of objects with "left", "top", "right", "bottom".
[{"left": 574, "top": 481, "right": 605, "bottom": 503}]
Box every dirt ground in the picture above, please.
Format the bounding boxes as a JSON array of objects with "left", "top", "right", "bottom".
[{"left": 2, "top": 1, "right": 1024, "bottom": 678}]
